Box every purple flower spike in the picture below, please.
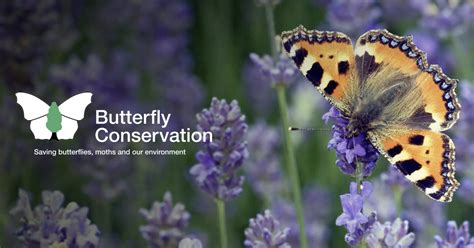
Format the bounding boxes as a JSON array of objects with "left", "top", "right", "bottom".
[
  {"left": 459, "top": 179, "right": 474, "bottom": 205},
  {"left": 190, "top": 97, "right": 248, "bottom": 201},
  {"left": 381, "top": 166, "right": 410, "bottom": 189},
  {"left": 179, "top": 238, "right": 203, "bottom": 248},
  {"left": 452, "top": 82, "right": 474, "bottom": 204},
  {"left": 271, "top": 185, "right": 330, "bottom": 247},
  {"left": 50, "top": 53, "right": 139, "bottom": 107},
  {"left": 139, "top": 191, "right": 191, "bottom": 248},
  {"left": 244, "top": 210, "right": 291, "bottom": 248},
  {"left": 245, "top": 121, "right": 286, "bottom": 200},
  {"left": 417, "top": 0, "right": 474, "bottom": 37},
  {"left": 366, "top": 218, "right": 415, "bottom": 248},
  {"left": 0, "top": 0, "right": 76, "bottom": 86},
  {"left": 336, "top": 194, "right": 368, "bottom": 233},
  {"left": 9, "top": 189, "right": 100, "bottom": 248},
  {"left": 336, "top": 181, "right": 376, "bottom": 247},
  {"left": 434, "top": 221, "right": 474, "bottom": 248},
  {"left": 453, "top": 82, "right": 474, "bottom": 173},
  {"left": 327, "top": 0, "right": 381, "bottom": 39},
  {"left": 410, "top": 30, "right": 455, "bottom": 73},
  {"left": 249, "top": 53, "right": 299, "bottom": 87},
  {"left": 324, "top": 107, "right": 379, "bottom": 177}
]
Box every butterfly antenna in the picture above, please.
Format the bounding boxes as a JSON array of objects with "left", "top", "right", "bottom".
[{"left": 289, "top": 127, "right": 331, "bottom": 132}]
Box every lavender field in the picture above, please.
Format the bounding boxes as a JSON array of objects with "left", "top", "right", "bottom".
[{"left": 1, "top": 0, "right": 474, "bottom": 247}]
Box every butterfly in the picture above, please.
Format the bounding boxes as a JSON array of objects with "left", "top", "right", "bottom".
[
  {"left": 281, "top": 26, "right": 461, "bottom": 202},
  {"left": 16, "top": 92, "right": 93, "bottom": 140}
]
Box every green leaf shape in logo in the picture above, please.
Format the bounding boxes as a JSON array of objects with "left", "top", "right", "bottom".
[{"left": 46, "top": 102, "right": 62, "bottom": 133}]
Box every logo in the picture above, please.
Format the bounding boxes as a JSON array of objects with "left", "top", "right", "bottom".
[{"left": 16, "top": 92, "right": 92, "bottom": 140}]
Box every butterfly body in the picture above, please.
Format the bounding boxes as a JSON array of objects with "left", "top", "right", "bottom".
[{"left": 282, "top": 26, "right": 460, "bottom": 202}]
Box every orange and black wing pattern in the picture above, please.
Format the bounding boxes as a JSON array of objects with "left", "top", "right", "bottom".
[
  {"left": 356, "top": 29, "right": 461, "bottom": 202},
  {"left": 355, "top": 29, "right": 461, "bottom": 131},
  {"left": 281, "top": 25, "right": 354, "bottom": 114},
  {"left": 373, "top": 129, "right": 458, "bottom": 202}
]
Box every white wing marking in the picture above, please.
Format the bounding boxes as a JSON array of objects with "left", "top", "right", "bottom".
[
  {"left": 30, "top": 117, "right": 52, "bottom": 140},
  {"left": 58, "top": 92, "right": 92, "bottom": 120},
  {"left": 16, "top": 92, "right": 50, "bottom": 120},
  {"left": 56, "top": 117, "right": 78, "bottom": 140}
]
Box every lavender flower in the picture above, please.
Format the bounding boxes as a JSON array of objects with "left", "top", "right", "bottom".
[
  {"left": 364, "top": 180, "right": 398, "bottom": 222},
  {"left": 327, "top": 0, "right": 381, "bottom": 39},
  {"left": 366, "top": 218, "right": 415, "bottom": 248},
  {"left": 80, "top": 138, "right": 132, "bottom": 201},
  {"left": 132, "top": 0, "right": 192, "bottom": 73},
  {"left": 458, "top": 179, "right": 474, "bottom": 205},
  {"left": 190, "top": 98, "right": 248, "bottom": 201},
  {"left": 249, "top": 53, "right": 299, "bottom": 87},
  {"left": 417, "top": 0, "right": 474, "bottom": 37},
  {"left": 380, "top": 0, "right": 419, "bottom": 22},
  {"left": 179, "top": 238, "right": 203, "bottom": 248},
  {"left": 411, "top": 30, "right": 455, "bottom": 72},
  {"left": 365, "top": 168, "right": 443, "bottom": 243},
  {"left": 243, "top": 59, "right": 276, "bottom": 116},
  {"left": 381, "top": 166, "right": 410, "bottom": 190},
  {"left": 0, "top": 0, "right": 75, "bottom": 88},
  {"left": 336, "top": 181, "right": 377, "bottom": 247},
  {"left": 451, "top": 81, "right": 474, "bottom": 204},
  {"left": 324, "top": 107, "right": 379, "bottom": 177},
  {"left": 162, "top": 72, "right": 204, "bottom": 127},
  {"left": 9, "top": 189, "right": 100, "bottom": 247},
  {"left": 244, "top": 210, "right": 291, "bottom": 248},
  {"left": 272, "top": 185, "right": 330, "bottom": 247},
  {"left": 51, "top": 52, "right": 137, "bottom": 200},
  {"left": 139, "top": 191, "right": 191, "bottom": 248},
  {"left": 245, "top": 121, "right": 286, "bottom": 199},
  {"left": 131, "top": 0, "right": 203, "bottom": 127},
  {"left": 49, "top": 53, "right": 139, "bottom": 107},
  {"left": 402, "top": 190, "right": 446, "bottom": 246},
  {"left": 453, "top": 81, "right": 474, "bottom": 172},
  {"left": 434, "top": 221, "right": 474, "bottom": 247}
]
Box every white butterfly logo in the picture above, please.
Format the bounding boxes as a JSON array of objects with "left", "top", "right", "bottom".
[{"left": 16, "top": 92, "right": 93, "bottom": 140}]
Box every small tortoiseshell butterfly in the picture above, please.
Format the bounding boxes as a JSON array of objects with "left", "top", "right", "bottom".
[{"left": 282, "top": 26, "right": 461, "bottom": 202}]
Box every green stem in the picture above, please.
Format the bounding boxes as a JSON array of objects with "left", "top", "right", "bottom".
[
  {"left": 264, "top": 3, "right": 307, "bottom": 247},
  {"left": 354, "top": 163, "right": 368, "bottom": 248},
  {"left": 264, "top": 4, "right": 278, "bottom": 58},
  {"left": 216, "top": 199, "right": 228, "bottom": 248},
  {"left": 358, "top": 241, "right": 367, "bottom": 248},
  {"left": 394, "top": 186, "right": 403, "bottom": 216},
  {"left": 355, "top": 162, "right": 363, "bottom": 194},
  {"left": 276, "top": 85, "right": 308, "bottom": 248}
]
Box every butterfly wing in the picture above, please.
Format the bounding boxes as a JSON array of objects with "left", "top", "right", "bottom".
[
  {"left": 355, "top": 29, "right": 461, "bottom": 202},
  {"left": 369, "top": 129, "right": 458, "bottom": 202},
  {"left": 56, "top": 117, "right": 78, "bottom": 140},
  {"left": 29, "top": 117, "right": 53, "bottom": 140},
  {"left": 354, "top": 29, "right": 460, "bottom": 131},
  {"left": 281, "top": 25, "right": 355, "bottom": 113},
  {"left": 58, "top": 92, "right": 93, "bottom": 120},
  {"left": 16, "top": 92, "right": 50, "bottom": 120}
]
